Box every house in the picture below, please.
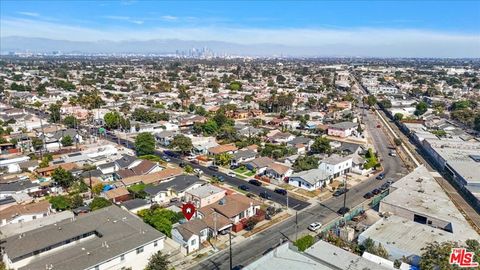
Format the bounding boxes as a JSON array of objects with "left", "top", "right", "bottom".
[
  {"left": 35, "top": 162, "right": 78, "bottom": 177},
  {"left": 103, "top": 187, "right": 130, "bottom": 203},
  {"left": 198, "top": 194, "right": 260, "bottom": 225},
  {"left": 116, "top": 160, "right": 162, "bottom": 179},
  {"left": 327, "top": 122, "right": 358, "bottom": 138},
  {"left": 0, "top": 181, "right": 40, "bottom": 200},
  {"left": 155, "top": 130, "right": 178, "bottom": 146},
  {"left": 268, "top": 132, "right": 296, "bottom": 144},
  {"left": 207, "top": 143, "right": 238, "bottom": 156},
  {"left": 171, "top": 219, "right": 211, "bottom": 255},
  {"left": 144, "top": 175, "right": 205, "bottom": 204},
  {"left": 121, "top": 198, "right": 151, "bottom": 214},
  {"left": 288, "top": 169, "right": 332, "bottom": 191},
  {"left": 231, "top": 149, "right": 257, "bottom": 166},
  {"left": 114, "top": 154, "right": 140, "bottom": 169},
  {"left": 120, "top": 167, "right": 183, "bottom": 187},
  {"left": 287, "top": 136, "right": 314, "bottom": 153},
  {"left": 319, "top": 154, "right": 353, "bottom": 178},
  {"left": 246, "top": 157, "right": 275, "bottom": 174},
  {"left": 2, "top": 206, "right": 166, "bottom": 270},
  {"left": 0, "top": 200, "right": 51, "bottom": 227},
  {"left": 263, "top": 163, "right": 293, "bottom": 181},
  {"left": 184, "top": 184, "right": 226, "bottom": 208}
]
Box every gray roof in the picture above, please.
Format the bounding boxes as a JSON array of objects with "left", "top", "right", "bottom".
[
  {"left": 114, "top": 154, "right": 137, "bottom": 169},
  {"left": 2, "top": 206, "right": 165, "bottom": 270},
  {"left": 0, "top": 181, "right": 38, "bottom": 193},
  {"left": 121, "top": 199, "right": 150, "bottom": 210},
  {"left": 287, "top": 136, "right": 312, "bottom": 146},
  {"left": 247, "top": 157, "right": 275, "bottom": 168},
  {"left": 155, "top": 130, "right": 177, "bottom": 139},
  {"left": 98, "top": 162, "right": 116, "bottom": 170},
  {"left": 233, "top": 149, "right": 257, "bottom": 160},
  {"left": 52, "top": 128, "right": 80, "bottom": 140},
  {"left": 290, "top": 169, "right": 330, "bottom": 185},
  {"left": 321, "top": 154, "right": 352, "bottom": 165},
  {"left": 329, "top": 121, "right": 357, "bottom": 130},
  {"left": 185, "top": 184, "right": 225, "bottom": 198},
  {"left": 144, "top": 175, "right": 204, "bottom": 195}
]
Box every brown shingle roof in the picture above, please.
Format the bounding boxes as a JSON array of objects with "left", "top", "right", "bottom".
[
  {"left": 208, "top": 144, "right": 238, "bottom": 155},
  {"left": 0, "top": 200, "right": 50, "bottom": 222},
  {"left": 35, "top": 162, "right": 77, "bottom": 173},
  {"left": 120, "top": 168, "right": 183, "bottom": 186},
  {"left": 268, "top": 163, "right": 291, "bottom": 175},
  {"left": 199, "top": 194, "right": 260, "bottom": 219},
  {"left": 104, "top": 187, "right": 130, "bottom": 200}
]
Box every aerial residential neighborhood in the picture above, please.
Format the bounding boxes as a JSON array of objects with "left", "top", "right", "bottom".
[{"left": 0, "top": 1, "right": 479, "bottom": 270}]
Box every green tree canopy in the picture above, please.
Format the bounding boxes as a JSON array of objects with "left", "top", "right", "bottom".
[
  {"left": 170, "top": 134, "right": 193, "bottom": 155},
  {"left": 415, "top": 101, "right": 428, "bottom": 116},
  {"left": 51, "top": 167, "right": 76, "bottom": 188},
  {"left": 145, "top": 251, "right": 170, "bottom": 270},
  {"left": 61, "top": 135, "right": 73, "bottom": 147},
  {"left": 89, "top": 197, "right": 112, "bottom": 211},
  {"left": 63, "top": 115, "right": 78, "bottom": 128},
  {"left": 135, "top": 132, "right": 156, "bottom": 156},
  {"left": 311, "top": 137, "right": 331, "bottom": 154}
]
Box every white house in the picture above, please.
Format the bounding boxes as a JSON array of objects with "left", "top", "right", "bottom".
[
  {"left": 319, "top": 154, "right": 353, "bottom": 178},
  {"left": 288, "top": 169, "right": 332, "bottom": 191}
]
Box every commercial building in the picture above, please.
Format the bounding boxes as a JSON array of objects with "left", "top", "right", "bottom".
[{"left": 2, "top": 206, "right": 165, "bottom": 270}]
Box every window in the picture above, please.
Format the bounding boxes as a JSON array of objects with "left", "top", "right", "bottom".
[
  {"left": 94, "top": 266, "right": 99, "bottom": 270},
  {"left": 136, "top": 246, "right": 144, "bottom": 254},
  {"left": 191, "top": 239, "right": 196, "bottom": 246},
  {"left": 120, "top": 254, "right": 125, "bottom": 261},
  {"left": 154, "top": 241, "right": 158, "bottom": 247}
]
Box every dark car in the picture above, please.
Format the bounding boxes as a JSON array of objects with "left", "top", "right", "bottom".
[
  {"left": 259, "top": 191, "right": 272, "bottom": 200},
  {"left": 376, "top": 173, "right": 385, "bottom": 180},
  {"left": 208, "top": 165, "right": 219, "bottom": 171},
  {"left": 333, "top": 188, "right": 347, "bottom": 197},
  {"left": 337, "top": 207, "right": 350, "bottom": 215},
  {"left": 163, "top": 150, "right": 180, "bottom": 158},
  {"left": 230, "top": 164, "right": 239, "bottom": 170},
  {"left": 372, "top": 188, "right": 381, "bottom": 195},
  {"left": 363, "top": 192, "right": 374, "bottom": 199},
  {"left": 232, "top": 265, "right": 244, "bottom": 270},
  {"left": 238, "top": 185, "right": 250, "bottom": 191},
  {"left": 179, "top": 162, "right": 186, "bottom": 168},
  {"left": 380, "top": 182, "right": 390, "bottom": 190},
  {"left": 213, "top": 175, "right": 225, "bottom": 182},
  {"left": 246, "top": 193, "right": 256, "bottom": 198},
  {"left": 248, "top": 179, "right": 262, "bottom": 186},
  {"left": 274, "top": 188, "right": 287, "bottom": 195}
]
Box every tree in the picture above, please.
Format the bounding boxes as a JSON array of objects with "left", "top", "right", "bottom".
[
  {"left": 48, "top": 103, "right": 61, "bottom": 123},
  {"left": 63, "top": 115, "right": 78, "bottom": 128},
  {"left": 366, "top": 95, "right": 377, "bottom": 107},
  {"left": 49, "top": 195, "right": 71, "bottom": 211},
  {"left": 145, "top": 251, "right": 170, "bottom": 270},
  {"left": 184, "top": 164, "right": 194, "bottom": 174},
  {"left": 51, "top": 167, "right": 76, "bottom": 188},
  {"left": 293, "top": 156, "right": 319, "bottom": 172},
  {"left": 311, "top": 137, "right": 331, "bottom": 154},
  {"left": 170, "top": 134, "right": 193, "bottom": 155},
  {"left": 92, "top": 183, "right": 104, "bottom": 196},
  {"left": 415, "top": 101, "right": 428, "bottom": 116},
  {"left": 474, "top": 114, "right": 480, "bottom": 132},
  {"left": 215, "top": 152, "right": 233, "bottom": 166},
  {"left": 138, "top": 208, "right": 183, "bottom": 237},
  {"left": 89, "top": 197, "right": 112, "bottom": 211},
  {"left": 61, "top": 135, "right": 73, "bottom": 147},
  {"left": 394, "top": 138, "right": 403, "bottom": 146},
  {"left": 70, "top": 194, "right": 84, "bottom": 209},
  {"left": 394, "top": 113, "right": 404, "bottom": 121},
  {"left": 31, "top": 137, "right": 44, "bottom": 151},
  {"left": 104, "top": 111, "right": 121, "bottom": 129},
  {"left": 420, "top": 241, "right": 458, "bottom": 270},
  {"left": 364, "top": 148, "right": 379, "bottom": 169},
  {"left": 135, "top": 132, "right": 156, "bottom": 156}
]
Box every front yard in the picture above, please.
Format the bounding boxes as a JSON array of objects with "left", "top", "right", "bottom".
[{"left": 234, "top": 167, "right": 256, "bottom": 177}]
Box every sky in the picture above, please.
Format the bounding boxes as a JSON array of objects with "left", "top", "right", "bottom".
[{"left": 1, "top": 0, "right": 480, "bottom": 57}]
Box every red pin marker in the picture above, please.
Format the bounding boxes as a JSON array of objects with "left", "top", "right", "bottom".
[{"left": 182, "top": 202, "right": 196, "bottom": 221}]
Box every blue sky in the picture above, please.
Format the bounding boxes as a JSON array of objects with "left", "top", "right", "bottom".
[{"left": 1, "top": 1, "right": 479, "bottom": 57}]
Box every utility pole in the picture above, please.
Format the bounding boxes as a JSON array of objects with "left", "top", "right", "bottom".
[
  {"left": 295, "top": 211, "right": 298, "bottom": 242},
  {"left": 229, "top": 231, "right": 233, "bottom": 270},
  {"left": 342, "top": 173, "right": 348, "bottom": 217}
]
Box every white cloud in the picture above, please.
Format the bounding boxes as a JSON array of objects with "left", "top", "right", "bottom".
[
  {"left": 1, "top": 17, "right": 479, "bottom": 57},
  {"left": 161, "top": 15, "right": 178, "bottom": 21},
  {"left": 18, "top": 12, "right": 40, "bottom": 17},
  {"left": 103, "top": 15, "right": 143, "bottom": 25}
]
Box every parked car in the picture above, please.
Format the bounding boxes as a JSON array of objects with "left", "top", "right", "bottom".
[
  {"left": 246, "top": 193, "right": 256, "bottom": 198},
  {"left": 389, "top": 149, "right": 397, "bottom": 157},
  {"left": 208, "top": 165, "right": 219, "bottom": 171},
  {"left": 376, "top": 173, "right": 385, "bottom": 180},
  {"left": 308, "top": 222, "right": 322, "bottom": 232},
  {"left": 248, "top": 179, "right": 262, "bottom": 186},
  {"left": 363, "top": 192, "right": 374, "bottom": 199},
  {"left": 232, "top": 265, "right": 244, "bottom": 270},
  {"left": 194, "top": 168, "right": 203, "bottom": 175},
  {"left": 230, "top": 164, "right": 239, "bottom": 170},
  {"left": 337, "top": 207, "right": 350, "bottom": 215},
  {"left": 227, "top": 172, "right": 237, "bottom": 177},
  {"left": 163, "top": 150, "right": 180, "bottom": 158},
  {"left": 238, "top": 185, "right": 250, "bottom": 191},
  {"left": 386, "top": 180, "right": 394, "bottom": 185},
  {"left": 179, "top": 162, "right": 186, "bottom": 168},
  {"left": 380, "top": 182, "right": 391, "bottom": 190},
  {"left": 169, "top": 197, "right": 180, "bottom": 203},
  {"left": 259, "top": 191, "right": 272, "bottom": 200},
  {"left": 190, "top": 159, "right": 199, "bottom": 164},
  {"left": 161, "top": 155, "right": 171, "bottom": 162},
  {"left": 274, "top": 188, "right": 287, "bottom": 195},
  {"left": 376, "top": 124, "right": 381, "bottom": 128},
  {"left": 333, "top": 188, "right": 347, "bottom": 197},
  {"left": 213, "top": 175, "right": 225, "bottom": 182},
  {"left": 372, "top": 188, "right": 381, "bottom": 195}
]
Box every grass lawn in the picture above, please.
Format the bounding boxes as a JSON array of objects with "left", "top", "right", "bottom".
[
  {"left": 234, "top": 167, "right": 248, "bottom": 174},
  {"left": 244, "top": 171, "right": 255, "bottom": 177},
  {"left": 235, "top": 173, "right": 247, "bottom": 179},
  {"left": 128, "top": 183, "right": 146, "bottom": 192}
]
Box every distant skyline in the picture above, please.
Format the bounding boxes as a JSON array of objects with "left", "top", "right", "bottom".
[{"left": 1, "top": 0, "right": 479, "bottom": 57}]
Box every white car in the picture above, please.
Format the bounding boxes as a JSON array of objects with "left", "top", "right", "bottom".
[
  {"left": 194, "top": 168, "right": 203, "bottom": 175},
  {"left": 227, "top": 172, "right": 236, "bottom": 177},
  {"left": 308, "top": 222, "right": 322, "bottom": 232}
]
